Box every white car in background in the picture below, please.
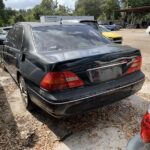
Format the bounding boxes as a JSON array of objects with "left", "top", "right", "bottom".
[{"left": 146, "top": 26, "right": 150, "bottom": 34}]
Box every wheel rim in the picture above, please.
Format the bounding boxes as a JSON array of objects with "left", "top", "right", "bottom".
[{"left": 20, "top": 78, "right": 28, "bottom": 107}]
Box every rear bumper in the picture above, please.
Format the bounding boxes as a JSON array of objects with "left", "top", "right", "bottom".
[{"left": 28, "top": 71, "right": 145, "bottom": 117}]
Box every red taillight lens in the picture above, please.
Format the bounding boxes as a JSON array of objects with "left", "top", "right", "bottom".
[
  {"left": 127, "top": 56, "right": 142, "bottom": 74},
  {"left": 141, "top": 112, "right": 150, "bottom": 143},
  {"left": 40, "top": 71, "right": 84, "bottom": 91}
]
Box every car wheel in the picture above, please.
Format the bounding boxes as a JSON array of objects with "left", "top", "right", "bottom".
[{"left": 19, "top": 76, "right": 35, "bottom": 111}]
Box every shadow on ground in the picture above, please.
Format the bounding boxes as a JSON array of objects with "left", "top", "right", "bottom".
[
  {"left": 31, "top": 94, "right": 149, "bottom": 145},
  {"left": 0, "top": 83, "right": 38, "bottom": 149}
]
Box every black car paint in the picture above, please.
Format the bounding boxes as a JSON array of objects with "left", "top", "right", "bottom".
[
  {"left": 1, "top": 22, "right": 145, "bottom": 117},
  {"left": 27, "top": 71, "right": 144, "bottom": 117}
]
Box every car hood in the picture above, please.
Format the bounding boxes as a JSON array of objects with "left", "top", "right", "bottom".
[
  {"left": 37, "top": 44, "right": 138, "bottom": 64},
  {"left": 102, "top": 32, "right": 122, "bottom": 38}
]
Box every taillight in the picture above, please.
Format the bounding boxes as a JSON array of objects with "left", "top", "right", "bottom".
[
  {"left": 40, "top": 71, "right": 84, "bottom": 91},
  {"left": 141, "top": 112, "right": 150, "bottom": 143},
  {"left": 127, "top": 56, "right": 142, "bottom": 74}
]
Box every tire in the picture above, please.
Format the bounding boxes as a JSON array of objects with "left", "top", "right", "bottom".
[{"left": 19, "top": 76, "right": 35, "bottom": 111}]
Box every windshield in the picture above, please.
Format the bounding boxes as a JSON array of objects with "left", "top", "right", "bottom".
[
  {"left": 99, "top": 25, "right": 111, "bottom": 32},
  {"left": 33, "top": 25, "right": 109, "bottom": 52}
]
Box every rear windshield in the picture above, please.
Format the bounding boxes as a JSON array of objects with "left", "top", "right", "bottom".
[{"left": 32, "top": 25, "right": 109, "bottom": 52}]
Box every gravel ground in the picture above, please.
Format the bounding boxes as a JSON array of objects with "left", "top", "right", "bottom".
[{"left": 0, "top": 29, "right": 150, "bottom": 150}]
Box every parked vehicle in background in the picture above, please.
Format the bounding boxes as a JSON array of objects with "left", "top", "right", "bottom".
[
  {"left": 61, "top": 19, "right": 99, "bottom": 30},
  {"left": 99, "top": 25, "right": 122, "bottom": 44},
  {"left": 62, "top": 20, "right": 123, "bottom": 44},
  {"left": 146, "top": 26, "right": 150, "bottom": 34},
  {"left": 127, "top": 106, "right": 150, "bottom": 150},
  {"left": 1, "top": 22, "right": 145, "bottom": 118},
  {"left": 102, "top": 24, "right": 121, "bottom": 31},
  {"left": 0, "top": 26, "right": 12, "bottom": 45}
]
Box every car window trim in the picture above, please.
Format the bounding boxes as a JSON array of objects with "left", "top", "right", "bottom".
[{"left": 30, "top": 26, "right": 38, "bottom": 52}]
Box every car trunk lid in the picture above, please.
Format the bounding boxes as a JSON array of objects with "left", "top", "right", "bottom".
[{"left": 39, "top": 44, "right": 141, "bottom": 86}]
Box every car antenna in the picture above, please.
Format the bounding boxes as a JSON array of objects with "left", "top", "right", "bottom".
[{"left": 60, "top": 18, "right": 62, "bottom": 25}]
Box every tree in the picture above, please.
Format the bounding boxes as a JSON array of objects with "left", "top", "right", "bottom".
[
  {"left": 32, "top": 0, "right": 58, "bottom": 20},
  {"left": 121, "top": 0, "right": 150, "bottom": 8},
  {"left": 75, "top": 0, "right": 104, "bottom": 19},
  {"left": 14, "top": 14, "right": 25, "bottom": 23},
  {"left": 100, "top": 0, "right": 121, "bottom": 20},
  {"left": 0, "top": 0, "right": 5, "bottom": 26},
  {"left": 75, "top": 0, "right": 120, "bottom": 20},
  {"left": 55, "top": 5, "right": 70, "bottom": 15},
  {"left": 4, "top": 8, "right": 17, "bottom": 25},
  {"left": 33, "top": 5, "right": 43, "bottom": 20},
  {"left": 41, "top": 0, "right": 56, "bottom": 15}
]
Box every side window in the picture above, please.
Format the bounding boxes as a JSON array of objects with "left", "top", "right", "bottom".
[
  {"left": 6, "top": 28, "right": 15, "bottom": 46},
  {"left": 13, "top": 26, "right": 24, "bottom": 50}
]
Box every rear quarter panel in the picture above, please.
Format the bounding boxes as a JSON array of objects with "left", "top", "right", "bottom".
[{"left": 18, "top": 52, "right": 49, "bottom": 87}]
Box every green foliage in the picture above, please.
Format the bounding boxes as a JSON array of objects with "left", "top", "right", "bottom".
[
  {"left": 55, "top": 5, "right": 70, "bottom": 15},
  {"left": 120, "top": 0, "right": 150, "bottom": 25},
  {"left": 1, "top": 0, "right": 150, "bottom": 26},
  {"left": 75, "top": 0, "right": 104, "bottom": 19},
  {"left": 14, "top": 14, "right": 25, "bottom": 23},
  {"left": 0, "top": 0, "right": 5, "bottom": 26},
  {"left": 75, "top": 0, "right": 120, "bottom": 20},
  {"left": 121, "top": 0, "right": 150, "bottom": 8},
  {"left": 101, "top": 0, "right": 121, "bottom": 20},
  {"left": 128, "top": 0, "right": 150, "bottom": 8},
  {"left": 0, "top": 0, "right": 4, "bottom": 10}
]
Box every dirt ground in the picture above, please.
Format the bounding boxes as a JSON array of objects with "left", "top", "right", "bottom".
[{"left": 0, "top": 29, "right": 150, "bottom": 150}]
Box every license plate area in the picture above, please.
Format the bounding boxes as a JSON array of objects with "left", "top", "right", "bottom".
[{"left": 88, "top": 66, "right": 122, "bottom": 83}]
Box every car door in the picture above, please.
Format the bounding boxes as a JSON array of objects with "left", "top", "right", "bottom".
[{"left": 4, "top": 26, "right": 24, "bottom": 81}]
